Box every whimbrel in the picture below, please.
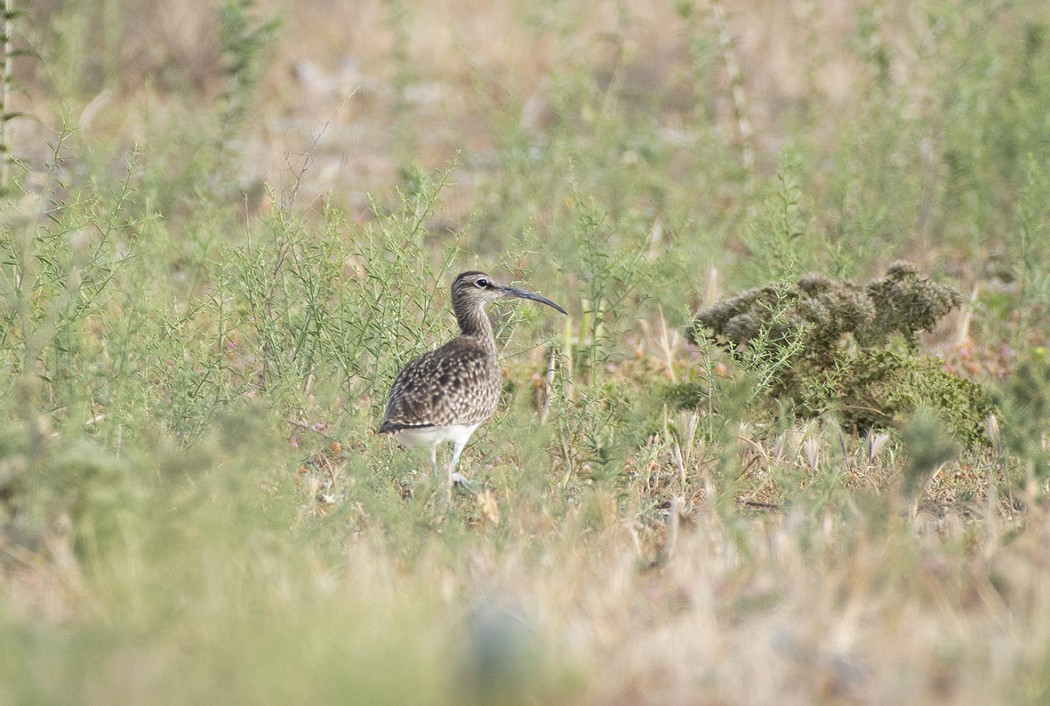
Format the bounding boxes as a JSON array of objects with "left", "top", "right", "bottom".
[{"left": 378, "top": 271, "right": 567, "bottom": 502}]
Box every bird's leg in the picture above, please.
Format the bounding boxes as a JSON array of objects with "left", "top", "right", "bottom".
[
  {"left": 427, "top": 441, "right": 456, "bottom": 506},
  {"left": 447, "top": 439, "right": 475, "bottom": 496},
  {"left": 429, "top": 442, "right": 440, "bottom": 476}
]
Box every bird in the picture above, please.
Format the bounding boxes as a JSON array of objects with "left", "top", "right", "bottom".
[{"left": 378, "top": 271, "right": 567, "bottom": 502}]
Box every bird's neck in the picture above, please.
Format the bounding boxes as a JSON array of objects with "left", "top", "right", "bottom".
[{"left": 455, "top": 305, "right": 496, "bottom": 353}]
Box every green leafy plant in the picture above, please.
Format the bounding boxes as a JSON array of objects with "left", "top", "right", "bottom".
[
  {"left": 559, "top": 194, "right": 649, "bottom": 379},
  {"left": 217, "top": 0, "right": 280, "bottom": 147}
]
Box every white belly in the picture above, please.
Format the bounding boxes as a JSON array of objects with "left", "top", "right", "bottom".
[{"left": 394, "top": 422, "right": 482, "bottom": 449}]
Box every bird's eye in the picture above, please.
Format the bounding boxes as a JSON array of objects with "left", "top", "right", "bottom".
[{"left": 476, "top": 278, "right": 489, "bottom": 288}]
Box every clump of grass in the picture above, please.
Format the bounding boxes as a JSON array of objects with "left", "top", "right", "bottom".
[
  {"left": 687, "top": 262, "right": 992, "bottom": 443},
  {"left": 898, "top": 406, "right": 961, "bottom": 503}
]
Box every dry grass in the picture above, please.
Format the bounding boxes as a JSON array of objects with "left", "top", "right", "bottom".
[
  {"left": 5, "top": 0, "right": 1050, "bottom": 704},
  {"left": 19, "top": 0, "right": 965, "bottom": 212}
]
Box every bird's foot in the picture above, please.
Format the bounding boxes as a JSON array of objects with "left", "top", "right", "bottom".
[{"left": 451, "top": 473, "right": 476, "bottom": 496}]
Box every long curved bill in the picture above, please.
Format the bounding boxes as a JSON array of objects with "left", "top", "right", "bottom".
[{"left": 502, "top": 286, "right": 568, "bottom": 315}]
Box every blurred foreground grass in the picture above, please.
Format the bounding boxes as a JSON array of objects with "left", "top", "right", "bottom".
[{"left": 4, "top": 0, "right": 1050, "bottom": 703}]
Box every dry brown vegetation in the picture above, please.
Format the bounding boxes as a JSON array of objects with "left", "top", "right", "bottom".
[{"left": 4, "top": 0, "right": 1050, "bottom": 704}]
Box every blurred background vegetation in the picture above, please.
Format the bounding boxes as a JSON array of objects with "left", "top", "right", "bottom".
[{"left": 3, "top": 0, "right": 1050, "bottom": 703}]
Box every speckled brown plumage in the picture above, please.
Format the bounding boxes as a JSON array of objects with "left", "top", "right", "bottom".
[
  {"left": 378, "top": 271, "right": 566, "bottom": 499},
  {"left": 378, "top": 335, "right": 502, "bottom": 433}
]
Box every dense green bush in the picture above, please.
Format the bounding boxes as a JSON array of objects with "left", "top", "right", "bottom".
[{"left": 688, "top": 263, "right": 992, "bottom": 444}]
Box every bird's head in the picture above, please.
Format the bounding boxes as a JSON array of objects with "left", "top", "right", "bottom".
[{"left": 451, "top": 271, "right": 567, "bottom": 315}]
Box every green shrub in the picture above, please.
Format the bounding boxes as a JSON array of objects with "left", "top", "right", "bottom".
[
  {"left": 825, "top": 349, "right": 992, "bottom": 446},
  {"left": 687, "top": 263, "right": 991, "bottom": 444}
]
